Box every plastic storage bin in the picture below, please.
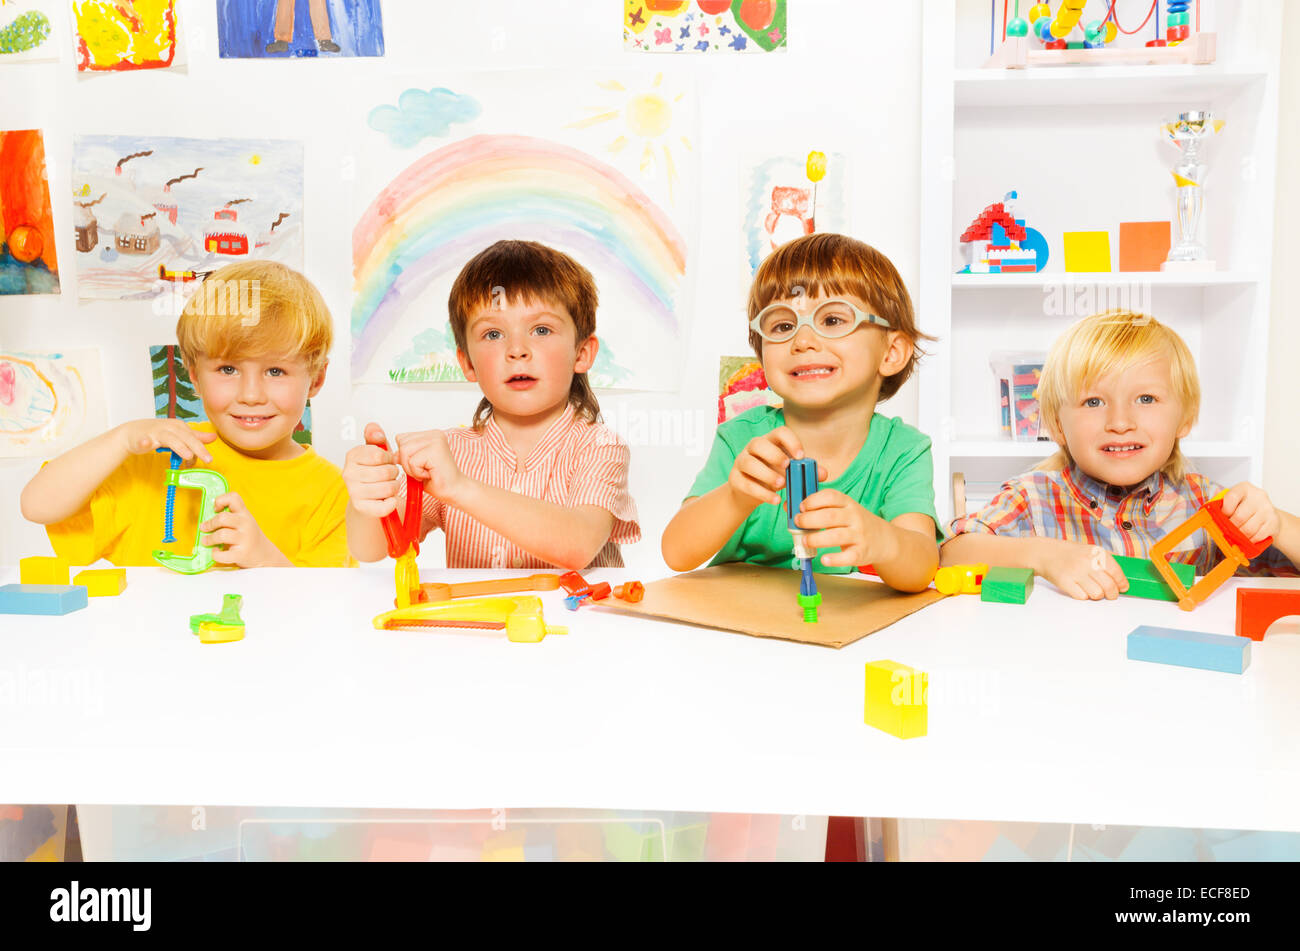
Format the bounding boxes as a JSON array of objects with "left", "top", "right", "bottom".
[
  {"left": 74, "top": 806, "right": 828, "bottom": 862},
  {"left": 989, "top": 351, "right": 1048, "bottom": 442}
]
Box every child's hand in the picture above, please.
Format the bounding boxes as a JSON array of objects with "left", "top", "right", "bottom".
[
  {"left": 119, "top": 418, "right": 215, "bottom": 463},
  {"left": 1036, "top": 540, "right": 1129, "bottom": 601},
  {"left": 342, "top": 422, "right": 402, "bottom": 519},
  {"left": 200, "top": 493, "right": 290, "bottom": 567},
  {"left": 396, "top": 429, "right": 466, "bottom": 504},
  {"left": 794, "top": 489, "right": 886, "bottom": 568},
  {"left": 727, "top": 426, "right": 828, "bottom": 508},
  {"left": 1219, "top": 482, "right": 1281, "bottom": 545}
]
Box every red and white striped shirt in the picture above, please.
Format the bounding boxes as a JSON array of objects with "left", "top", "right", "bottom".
[{"left": 419, "top": 403, "right": 640, "bottom": 569}]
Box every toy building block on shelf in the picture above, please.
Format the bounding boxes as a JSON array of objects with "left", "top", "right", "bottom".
[
  {"left": 190, "top": 594, "right": 246, "bottom": 644},
  {"left": 1235, "top": 589, "right": 1300, "bottom": 642},
  {"left": 19, "top": 556, "right": 70, "bottom": 586},
  {"left": 1111, "top": 554, "right": 1192, "bottom": 602},
  {"left": 957, "top": 191, "right": 1047, "bottom": 275},
  {"left": 979, "top": 566, "right": 1034, "bottom": 604},
  {"left": 864, "top": 660, "right": 928, "bottom": 739},
  {"left": 73, "top": 568, "right": 127, "bottom": 597},
  {"left": 0, "top": 584, "right": 89, "bottom": 616},
  {"left": 1149, "top": 491, "right": 1273, "bottom": 611},
  {"left": 935, "top": 563, "right": 987, "bottom": 595},
  {"left": 1126, "top": 625, "right": 1251, "bottom": 675}
]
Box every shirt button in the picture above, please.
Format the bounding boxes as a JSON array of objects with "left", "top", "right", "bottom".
[
  {"left": 511, "top": 556, "right": 524, "bottom": 569},
  {"left": 1121, "top": 520, "right": 1133, "bottom": 530}
]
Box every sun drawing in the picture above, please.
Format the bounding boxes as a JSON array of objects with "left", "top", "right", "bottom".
[{"left": 565, "top": 73, "right": 692, "bottom": 202}]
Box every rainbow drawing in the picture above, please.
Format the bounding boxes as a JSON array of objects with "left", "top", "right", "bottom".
[{"left": 351, "top": 134, "right": 687, "bottom": 380}]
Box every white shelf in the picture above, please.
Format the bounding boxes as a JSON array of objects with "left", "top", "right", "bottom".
[
  {"left": 952, "top": 271, "right": 1262, "bottom": 289},
  {"left": 947, "top": 438, "right": 1255, "bottom": 459},
  {"left": 954, "top": 66, "right": 1266, "bottom": 107}
]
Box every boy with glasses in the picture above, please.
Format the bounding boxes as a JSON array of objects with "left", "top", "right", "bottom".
[{"left": 662, "top": 233, "right": 941, "bottom": 592}]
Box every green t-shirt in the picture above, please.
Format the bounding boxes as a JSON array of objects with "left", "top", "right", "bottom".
[{"left": 686, "top": 406, "right": 940, "bottom": 573}]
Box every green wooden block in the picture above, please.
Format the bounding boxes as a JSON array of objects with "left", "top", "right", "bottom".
[
  {"left": 1113, "top": 554, "right": 1194, "bottom": 602},
  {"left": 979, "top": 567, "right": 1034, "bottom": 604}
]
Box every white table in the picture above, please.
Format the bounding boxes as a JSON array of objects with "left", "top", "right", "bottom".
[{"left": 2, "top": 564, "right": 1298, "bottom": 833}]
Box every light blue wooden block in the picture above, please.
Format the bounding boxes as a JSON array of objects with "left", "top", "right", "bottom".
[
  {"left": 1126, "top": 625, "right": 1250, "bottom": 674},
  {"left": 0, "top": 583, "right": 89, "bottom": 616}
]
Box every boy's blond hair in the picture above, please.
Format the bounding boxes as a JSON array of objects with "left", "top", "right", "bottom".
[
  {"left": 1036, "top": 310, "right": 1200, "bottom": 481},
  {"left": 176, "top": 261, "right": 332, "bottom": 375},
  {"left": 747, "top": 233, "right": 934, "bottom": 401},
  {"left": 448, "top": 240, "right": 600, "bottom": 429}
]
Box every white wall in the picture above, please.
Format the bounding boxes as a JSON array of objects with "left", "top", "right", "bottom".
[
  {"left": 0, "top": 0, "right": 923, "bottom": 572},
  {"left": 1265, "top": 1, "right": 1300, "bottom": 513}
]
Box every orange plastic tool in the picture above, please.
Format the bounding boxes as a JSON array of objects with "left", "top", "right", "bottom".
[
  {"left": 1150, "top": 490, "right": 1273, "bottom": 612},
  {"left": 416, "top": 573, "right": 561, "bottom": 603}
]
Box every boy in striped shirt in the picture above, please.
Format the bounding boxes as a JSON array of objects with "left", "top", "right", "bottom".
[
  {"left": 343, "top": 240, "right": 639, "bottom": 570},
  {"left": 943, "top": 310, "right": 1299, "bottom": 599}
]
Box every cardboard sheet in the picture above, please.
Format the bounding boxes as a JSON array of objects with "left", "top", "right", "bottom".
[{"left": 599, "top": 564, "right": 947, "bottom": 649}]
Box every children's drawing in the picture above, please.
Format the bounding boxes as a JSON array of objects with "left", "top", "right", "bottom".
[
  {"left": 742, "top": 150, "right": 847, "bottom": 277},
  {"left": 216, "top": 0, "right": 384, "bottom": 58},
  {"left": 718, "top": 356, "right": 779, "bottom": 423},
  {"left": 71, "top": 135, "right": 303, "bottom": 301},
  {"left": 355, "top": 72, "right": 696, "bottom": 392},
  {"left": 0, "top": 1, "right": 59, "bottom": 62},
  {"left": 72, "top": 0, "right": 184, "bottom": 73},
  {"left": 624, "top": 1, "right": 787, "bottom": 53},
  {"left": 0, "top": 130, "right": 60, "bottom": 296},
  {"left": 0, "top": 350, "right": 105, "bottom": 458},
  {"left": 150, "top": 344, "right": 312, "bottom": 444}
]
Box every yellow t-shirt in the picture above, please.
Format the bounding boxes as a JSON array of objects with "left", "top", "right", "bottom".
[{"left": 47, "top": 422, "right": 355, "bottom": 567}]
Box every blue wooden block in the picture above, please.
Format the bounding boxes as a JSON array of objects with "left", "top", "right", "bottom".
[
  {"left": 0, "top": 583, "right": 89, "bottom": 616},
  {"left": 1126, "top": 625, "right": 1250, "bottom": 674}
]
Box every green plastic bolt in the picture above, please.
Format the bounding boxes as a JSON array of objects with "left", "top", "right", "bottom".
[{"left": 797, "top": 592, "right": 822, "bottom": 624}]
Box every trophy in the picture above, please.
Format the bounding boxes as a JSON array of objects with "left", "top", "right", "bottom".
[{"left": 1160, "top": 111, "right": 1225, "bottom": 272}]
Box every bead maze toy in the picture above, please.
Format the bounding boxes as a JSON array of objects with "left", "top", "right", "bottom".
[
  {"left": 1126, "top": 624, "right": 1251, "bottom": 674},
  {"left": 1149, "top": 489, "right": 1273, "bottom": 611},
  {"left": 373, "top": 596, "right": 568, "bottom": 644},
  {"left": 152, "top": 448, "right": 230, "bottom": 574},
  {"left": 987, "top": 1, "right": 1215, "bottom": 68},
  {"left": 1235, "top": 589, "right": 1300, "bottom": 642},
  {"left": 785, "top": 458, "right": 821, "bottom": 623},
  {"left": 189, "top": 594, "right": 246, "bottom": 644}
]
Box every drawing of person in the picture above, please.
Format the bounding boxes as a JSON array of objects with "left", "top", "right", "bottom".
[{"left": 265, "top": 0, "right": 340, "bottom": 54}]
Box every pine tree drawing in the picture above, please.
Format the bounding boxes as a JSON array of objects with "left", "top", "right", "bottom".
[{"left": 150, "top": 345, "right": 201, "bottom": 420}]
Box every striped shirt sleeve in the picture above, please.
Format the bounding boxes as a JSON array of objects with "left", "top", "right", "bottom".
[{"left": 567, "top": 430, "right": 641, "bottom": 545}]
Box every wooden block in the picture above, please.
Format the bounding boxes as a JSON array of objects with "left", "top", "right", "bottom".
[
  {"left": 864, "top": 660, "right": 928, "bottom": 739},
  {"left": 19, "top": 556, "right": 70, "bottom": 586},
  {"left": 73, "top": 568, "right": 127, "bottom": 597},
  {"left": 0, "top": 584, "right": 89, "bottom": 616},
  {"left": 980, "top": 566, "right": 1034, "bottom": 604},
  {"left": 1113, "top": 554, "right": 1193, "bottom": 602},
  {"left": 1235, "top": 588, "right": 1300, "bottom": 641},
  {"left": 1063, "top": 230, "right": 1112, "bottom": 272},
  {"left": 1119, "top": 221, "right": 1172, "bottom": 271},
  {"left": 1126, "top": 625, "right": 1250, "bottom": 674}
]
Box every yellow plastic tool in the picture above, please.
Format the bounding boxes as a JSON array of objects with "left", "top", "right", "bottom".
[
  {"left": 934, "top": 563, "right": 988, "bottom": 595},
  {"left": 373, "top": 596, "right": 567, "bottom": 643}
]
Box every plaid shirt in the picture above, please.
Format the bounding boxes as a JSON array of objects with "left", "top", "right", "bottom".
[{"left": 948, "top": 464, "right": 1298, "bottom": 577}]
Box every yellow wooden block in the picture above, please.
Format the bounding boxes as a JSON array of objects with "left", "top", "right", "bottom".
[
  {"left": 73, "top": 568, "right": 127, "bottom": 597},
  {"left": 1063, "top": 231, "right": 1112, "bottom": 272},
  {"left": 20, "top": 556, "right": 70, "bottom": 586},
  {"left": 864, "top": 660, "right": 928, "bottom": 739},
  {"left": 481, "top": 830, "right": 526, "bottom": 862}
]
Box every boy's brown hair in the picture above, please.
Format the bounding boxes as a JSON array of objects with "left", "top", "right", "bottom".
[
  {"left": 747, "top": 233, "right": 932, "bottom": 401},
  {"left": 449, "top": 240, "right": 600, "bottom": 428},
  {"left": 176, "top": 260, "right": 332, "bottom": 376}
]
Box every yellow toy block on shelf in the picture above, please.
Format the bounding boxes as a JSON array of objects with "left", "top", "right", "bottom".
[
  {"left": 73, "top": 568, "right": 127, "bottom": 597},
  {"left": 1063, "top": 231, "right": 1112, "bottom": 272},
  {"left": 864, "top": 660, "right": 928, "bottom": 739},
  {"left": 20, "top": 556, "right": 70, "bottom": 586}
]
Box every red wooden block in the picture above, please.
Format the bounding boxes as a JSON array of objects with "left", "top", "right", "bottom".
[{"left": 1235, "top": 588, "right": 1300, "bottom": 641}]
